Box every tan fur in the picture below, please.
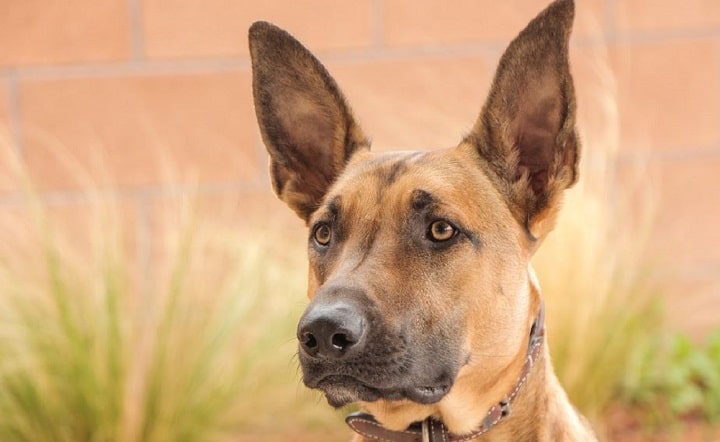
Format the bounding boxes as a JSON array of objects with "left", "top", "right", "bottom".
[{"left": 249, "top": 0, "right": 597, "bottom": 440}]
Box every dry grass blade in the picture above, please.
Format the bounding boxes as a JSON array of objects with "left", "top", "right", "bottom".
[
  {"left": 533, "top": 50, "right": 661, "bottom": 423},
  {"left": 0, "top": 140, "right": 339, "bottom": 441}
]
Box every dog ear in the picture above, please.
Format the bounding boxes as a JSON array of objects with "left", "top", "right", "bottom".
[
  {"left": 249, "top": 22, "right": 369, "bottom": 222},
  {"left": 465, "top": 0, "right": 579, "bottom": 240}
]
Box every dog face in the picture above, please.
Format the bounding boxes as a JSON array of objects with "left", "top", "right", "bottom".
[
  {"left": 296, "top": 147, "right": 534, "bottom": 409},
  {"left": 250, "top": 0, "right": 577, "bottom": 426}
]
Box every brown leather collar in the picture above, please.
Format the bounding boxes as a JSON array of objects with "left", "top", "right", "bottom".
[{"left": 346, "top": 303, "right": 545, "bottom": 442}]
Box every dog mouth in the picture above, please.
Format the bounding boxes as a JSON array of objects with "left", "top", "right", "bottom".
[{"left": 314, "top": 375, "right": 452, "bottom": 408}]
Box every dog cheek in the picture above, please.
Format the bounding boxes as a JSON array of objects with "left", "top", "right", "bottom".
[
  {"left": 306, "top": 249, "right": 334, "bottom": 297},
  {"left": 410, "top": 315, "right": 466, "bottom": 380},
  {"left": 306, "top": 267, "right": 319, "bottom": 299}
]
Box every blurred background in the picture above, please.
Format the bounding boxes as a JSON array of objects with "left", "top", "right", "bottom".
[{"left": 0, "top": 0, "right": 719, "bottom": 441}]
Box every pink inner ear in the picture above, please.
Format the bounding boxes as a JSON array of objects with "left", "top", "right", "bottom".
[
  {"left": 462, "top": 0, "right": 577, "bottom": 236},
  {"left": 513, "top": 89, "right": 563, "bottom": 196},
  {"left": 277, "top": 92, "right": 339, "bottom": 167}
]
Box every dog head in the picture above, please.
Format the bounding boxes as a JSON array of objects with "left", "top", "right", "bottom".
[{"left": 250, "top": 0, "right": 577, "bottom": 431}]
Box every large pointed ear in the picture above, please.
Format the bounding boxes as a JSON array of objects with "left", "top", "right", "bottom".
[
  {"left": 465, "top": 0, "right": 579, "bottom": 241},
  {"left": 249, "top": 22, "right": 369, "bottom": 222}
]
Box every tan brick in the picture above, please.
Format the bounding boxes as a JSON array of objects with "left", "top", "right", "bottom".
[
  {"left": 20, "top": 72, "right": 260, "bottom": 190},
  {"left": 611, "top": 39, "right": 720, "bottom": 151},
  {"left": 382, "top": 0, "right": 606, "bottom": 47},
  {"left": 569, "top": 44, "right": 624, "bottom": 152},
  {"left": 0, "top": 147, "right": 18, "bottom": 194},
  {"left": 616, "top": 0, "right": 720, "bottom": 32},
  {"left": 0, "top": 82, "right": 8, "bottom": 126},
  {"left": 0, "top": 83, "right": 17, "bottom": 193},
  {"left": 0, "top": 0, "right": 131, "bottom": 65},
  {"left": 327, "top": 57, "right": 492, "bottom": 151},
  {"left": 323, "top": 49, "right": 609, "bottom": 152},
  {"left": 150, "top": 190, "right": 305, "bottom": 241},
  {"left": 579, "top": 152, "right": 720, "bottom": 339},
  {"left": 636, "top": 156, "right": 720, "bottom": 267},
  {"left": 663, "top": 275, "right": 720, "bottom": 340},
  {"left": 142, "top": 0, "right": 373, "bottom": 59}
]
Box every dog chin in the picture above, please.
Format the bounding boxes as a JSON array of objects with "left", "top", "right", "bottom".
[
  {"left": 318, "top": 376, "right": 385, "bottom": 408},
  {"left": 323, "top": 387, "right": 375, "bottom": 408},
  {"left": 317, "top": 376, "right": 451, "bottom": 408}
]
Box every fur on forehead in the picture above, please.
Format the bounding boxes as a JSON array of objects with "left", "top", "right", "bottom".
[{"left": 315, "top": 149, "right": 521, "bottom": 233}]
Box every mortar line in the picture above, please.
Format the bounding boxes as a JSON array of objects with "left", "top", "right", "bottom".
[
  {"left": 127, "top": 0, "right": 146, "bottom": 61},
  {"left": 6, "top": 26, "right": 719, "bottom": 84},
  {"left": 601, "top": 0, "right": 620, "bottom": 210},
  {"left": 716, "top": 40, "right": 720, "bottom": 169},
  {"left": 5, "top": 72, "right": 25, "bottom": 157},
  {"left": 0, "top": 179, "right": 269, "bottom": 207},
  {"left": 0, "top": 139, "right": 709, "bottom": 207},
  {"left": 603, "top": 0, "right": 720, "bottom": 46},
  {"left": 13, "top": 33, "right": 677, "bottom": 84},
  {"left": 370, "top": 0, "right": 385, "bottom": 49},
  {"left": 617, "top": 144, "right": 720, "bottom": 164},
  {"left": 678, "top": 263, "right": 720, "bottom": 279},
  {"left": 605, "top": 0, "right": 618, "bottom": 40},
  {"left": 614, "top": 27, "right": 720, "bottom": 45},
  {"left": 253, "top": 132, "right": 269, "bottom": 189},
  {"left": 10, "top": 37, "right": 627, "bottom": 82},
  {"left": 14, "top": 59, "right": 251, "bottom": 81}
]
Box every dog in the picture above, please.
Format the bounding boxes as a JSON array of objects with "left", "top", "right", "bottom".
[{"left": 249, "top": 0, "right": 596, "bottom": 440}]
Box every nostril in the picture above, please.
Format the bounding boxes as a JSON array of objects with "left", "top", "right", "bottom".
[
  {"left": 301, "top": 332, "right": 318, "bottom": 350},
  {"left": 331, "top": 332, "right": 355, "bottom": 351},
  {"left": 297, "top": 299, "right": 367, "bottom": 359}
]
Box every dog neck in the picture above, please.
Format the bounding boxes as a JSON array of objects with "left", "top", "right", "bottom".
[{"left": 346, "top": 303, "right": 545, "bottom": 442}]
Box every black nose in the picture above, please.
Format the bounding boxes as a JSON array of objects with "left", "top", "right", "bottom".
[{"left": 297, "top": 301, "right": 366, "bottom": 359}]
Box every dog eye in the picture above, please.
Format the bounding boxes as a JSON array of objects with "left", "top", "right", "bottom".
[
  {"left": 428, "top": 220, "right": 457, "bottom": 242},
  {"left": 313, "top": 223, "right": 332, "bottom": 246}
]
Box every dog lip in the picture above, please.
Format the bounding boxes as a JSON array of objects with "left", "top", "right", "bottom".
[
  {"left": 314, "top": 374, "right": 383, "bottom": 395},
  {"left": 315, "top": 375, "right": 383, "bottom": 407},
  {"left": 312, "top": 374, "right": 451, "bottom": 406},
  {"left": 406, "top": 384, "right": 452, "bottom": 404}
]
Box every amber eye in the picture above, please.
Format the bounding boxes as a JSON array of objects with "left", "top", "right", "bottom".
[
  {"left": 428, "top": 220, "right": 457, "bottom": 242},
  {"left": 313, "top": 223, "right": 332, "bottom": 246}
]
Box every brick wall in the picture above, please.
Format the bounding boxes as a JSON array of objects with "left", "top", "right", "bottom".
[{"left": 1, "top": 0, "right": 718, "bottom": 336}]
